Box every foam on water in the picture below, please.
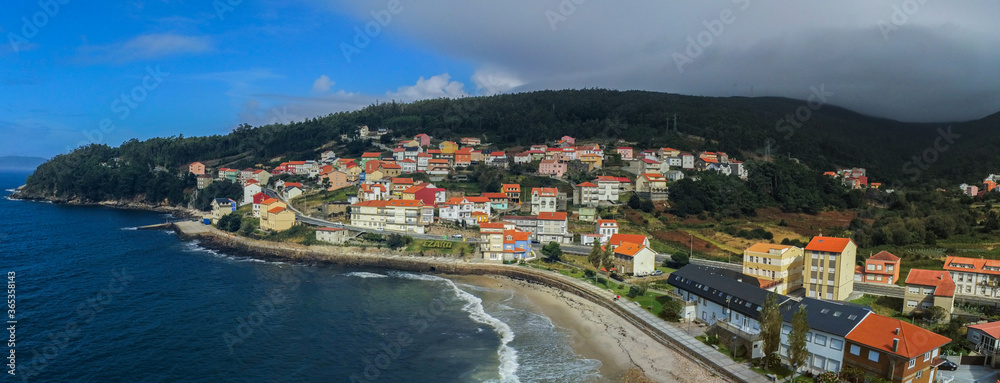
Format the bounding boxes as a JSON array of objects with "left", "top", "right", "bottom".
[
  {"left": 121, "top": 226, "right": 138, "bottom": 231},
  {"left": 391, "top": 272, "right": 521, "bottom": 383},
  {"left": 344, "top": 271, "right": 388, "bottom": 279},
  {"left": 180, "top": 241, "right": 285, "bottom": 265}
]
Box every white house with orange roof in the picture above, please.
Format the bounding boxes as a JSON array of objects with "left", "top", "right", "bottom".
[
  {"left": 596, "top": 219, "right": 619, "bottom": 243},
  {"left": 502, "top": 184, "right": 521, "bottom": 204},
  {"left": 439, "top": 197, "right": 492, "bottom": 226},
  {"left": 613, "top": 241, "right": 656, "bottom": 276},
  {"left": 943, "top": 255, "right": 1000, "bottom": 298},
  {"left": 635, "top": 173, "right": 668, "bottom": 196},
  {"left": 358, "top": 183, "right": 388, "bottom": 202},
  {"left": 350, "top": 199, "right": 434, "bottom": 234}
]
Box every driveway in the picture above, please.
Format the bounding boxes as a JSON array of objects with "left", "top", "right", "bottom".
[{"left": 937, "top": 356, "right": 999, "bottom": 383}]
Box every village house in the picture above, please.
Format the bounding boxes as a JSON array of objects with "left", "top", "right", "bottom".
[
  {"left": 742, "top": 243, "right": 804, "bottom": 295},
  {"left": 803, "top": 236, "right": 858, "bottom": 301},
  {"left": 613, "top": 241, "right": 656, "bottom": 276},
  {"left": 538, "top": 159, "right": 567, "bottom": 178},
  {"left": 259, "top": 198, "right": 296, "bottom": 232},
  {"left": 942, "top": 255, "right": 1000, "bottom": 298},
  {"left": 414, "top": 187, "right": 447, "bottom": 207},
  {"left": 596, "top": 220, "right": 619, "bottom": 244},
  {"left": 460, "top": 137, "right": 481, "bottom": 146},
  {"left": 635, "top": 173, "right": 668, "bottom": 200},
  {"left": 344, "top": 163, "right": 362, "bottom": 182},
  {"left": 251, "top": 192, "right": 268, "bottom": 217},
  {"left": 189, "top": 162, "right": 206, "bottom": 175},
  {"left": 967, "top": 321, "right": 1000, "bottom": 357},
  {"left": 680, "top": 153, "right": 695, "bottom": 169},
  {"left": 855, "top": 251, "right": 901, "bottom": 285},
  {"left": 379, "top": 162, "right": 402, "bottom": 178},
  {"left": 358, "top": 183, "right": 388, "bottom": 202},
  {"left": 530, "top": 187, "right": 559, "bottom": 215},
  {"left": 664, "top": 170, "right": 685, "bottom": 182},
  {"left": 439, "top": 141, "right": 459, "bottom": 154},
  {"left": 616, "top": 147, "right": 633, "bottom": 160},
  {"left": 903, "top": 269, "right": 955, "bottom": 321},
  {"left": 218, "top": 168, "right": 240, "bottom": 182},
  {"left": 251, "top": 169, "right": 271, "bottom": 185},
  {"left": 513, "top": 152, "right": 531, "bottom": 164},
  {"left": 502, "top": 183, "right": 521, "bottom": 204},
  {"left": 390, "top": 178, "right": 415, "bottom": 196},
  {"left": 536, "top": 212, "right": 571, "bottom": 245},
  {"left": 593, "top": 176, "right": 623, "bottom": 203},
  {"left": 243, "top": 179, "right": 262, "bottom": 206},
  {"left": 577, "top": 207, "right": 596, "bottom": 222},
  {"left": 482, "top": 193, "right": 509, "bottom": 210},
  {"left": 580, "top": 153, "right": 603, "bottom": 171},
  {"left": 501, "top": 215, "right": 539, "bottom": 240},
  {"left": 607, "top": 233, "right": 650, "bottom": 248},
  {"left": 322, "top": 169, "right": 350, "bottom": 191},
  {"left": 780, "top": 298, "right": 872, "bottom": 375},
  {"left": 350, "top": 199, "right": 434, "bottom": 234},
  {"left": 315, "top": 227, "right": 348, "bottom": 244},
  {"left": 211, "top": 198, "right": 236, "bottom": 224},
  {"left": 399, "top": 159, "right": 417, "bottom": 173},
  {"left": 196, "top": 174, "right": 214, "bottom": 189},
  {"left": 400, "top": 185, "right": 425, "bottom": 200},
  {"left": 284, "top": 182, "right": 304, "bottom": 199},
  {"left": 480, "top": 223, "right": 534, "bottom": 263},
  {"left": 573, "top": 182, "right": 599, "bottom": 206},
  {"left": 488, "top": 151, "right": 509, "bottom": 168},
  {"left": 454, "top": 148, "right": 473, "bottom": 167},
  {"left": 359, "top": 152, "right": 383, "bottom": 167},
  {"left": 439, "top": 197, "right": 492, "bottom": 226},
  {"left": 557, "top": 135, "right": 575, "bottom": 147},
  {"left": 843, "top": 314, "right": 950, "bottom": 383},
  {"left": 414, "top": 133, "right": 432, "bottom": 147},
  {"left": 321, "top": 150, "right": 337, "bottom": 162}
]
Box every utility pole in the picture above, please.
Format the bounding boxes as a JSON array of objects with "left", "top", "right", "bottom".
[{"left": 673, "top": 114, "right": 678, "bottom": 131}]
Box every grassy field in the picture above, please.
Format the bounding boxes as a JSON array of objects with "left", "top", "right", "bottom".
[
  {"left": 850, "top": 294, "right": 911, "bottom": 323},
  {"left": 404, "top": 239, "right": 475, "bottom": 256}
]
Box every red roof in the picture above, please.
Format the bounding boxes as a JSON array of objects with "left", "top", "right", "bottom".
[
  {"left": 403, "top": 185, "right": 426, "bottom": 193},
  {"left": 261, "top": 198, "right": 278, "bottom": 205},
  {"left": 642, "top": 158, "right": 660, "bottom": 164},
  {"left": 905, "top": 269, "right": 956, "bottom": 297},
  {"left": 362, "top": 152, "right": 383, "bottom": 158},
  {"left": 245, "top": 179, "right": 259, "bottom": 185},
  {"left": 845, "top": 314, "right": 950, "bottom": 359},
  {"left": 480, "top": 222, "right": 506, "bottom": 229},
  {"left": 284, "top": 182, "right": 303, "bottom": 188},
  {"left": 391, "top": 178, "right": 414, "bottom": 185},
  {"left": 317, "top": 227, "right": 344, "bottom": 232},
  {"left": 968, "top": 321, "right": 1000, "bottom": 339},
  {"left": 576, "top": 182, "right": 597, "bottom": 187},
  {"left": 381, "top": 163, "right": 401, "bottom": 169},
  {"left": 267, "top": 206, "right": 286, "bottom": 213},
  {"left": 537, "top": 212, "right": 568, "bottom": 221},
  {"left": 869, "top": 251, "right": 901, "bottom": 262},
  {"left": 491, "top": 151, "right": 506, "bottom": 156},
  {"left": 531, "top": 187, "right": 558, "bottom": 197},
  {"left": 465, "top": 196, "right": 490, "bottom": 203},
  {"left": 805, "top": 236, "right": 854, "bottom": 253},
  {"left": 597, "top": 219, "right": 618, "bottom": 226},
  {"left": 482, "top": 193, "right": 508, "bottom": 199},
  {"left": 502, "top": 184, "right": 521, "bottom": 193}
]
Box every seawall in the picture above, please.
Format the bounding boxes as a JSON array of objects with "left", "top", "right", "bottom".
[{"left": 171, "top": 220, "right": 746, "bottom": 383}]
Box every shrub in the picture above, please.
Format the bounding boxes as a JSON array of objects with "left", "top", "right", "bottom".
[{"left": 626, "top": 284, "right": 647, "bottom": 298}]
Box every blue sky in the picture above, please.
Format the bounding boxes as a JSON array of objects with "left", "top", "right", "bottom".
[{"left": 3, "top": 1, "right": 999, "bottom": 158}]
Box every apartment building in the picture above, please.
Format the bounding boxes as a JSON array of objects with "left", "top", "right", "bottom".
[
  {"left": 350, "top": 199, "right": 434, "bottom": 234},
  {"left": 903, "top": 269, "right": 955, "bottom": 321},
  {"left": 943, "top": 255, "right": 1000, "bottom": 298},
  {"left": 742, "top": 243, "right": 804, "bottom": 295},
  {"left": 530, "top": 187, "right": 559, "bottom": 215},
  {"left": 803, "top": 236, "right": 858, "bottom": 301}
]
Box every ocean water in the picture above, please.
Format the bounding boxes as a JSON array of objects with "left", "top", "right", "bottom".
[{"left": 0, "top": 171, "right": 602, "bottom": 382}]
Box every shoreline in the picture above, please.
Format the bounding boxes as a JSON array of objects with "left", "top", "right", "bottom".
[{"left": 170, "top": 220, "right": 740, "bottom": 383}]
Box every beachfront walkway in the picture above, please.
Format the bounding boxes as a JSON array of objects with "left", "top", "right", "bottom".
[{"left": 548, "top": 271, "right": 773, "bottom": 383}]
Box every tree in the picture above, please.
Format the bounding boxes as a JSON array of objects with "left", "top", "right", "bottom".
[
  {"left": 758, "top": 292, "right": 782, "bottom": 369},
  {"left": 668, "top": 252, "right": 690, "bottom": 268},
  {"left": 588, "top": 241, "right": 604, "bottom": 269},
  {"left": 788, "top": 305, "right": 810, "bottom": 380},
  {"left": 923, "top": 306, "right": 948, "bottom": 323},
  {"left": 217, "top": 212, "right": 242, "bottom": 233},
  {"left": 627, "top": 194, "right": 641, "bottom": 209},
  {"left": 385, "top": 234, "right": 412, "bottom": 249},
  {"left": 541, "top": 242, "right": 563, "bottom": 262}
]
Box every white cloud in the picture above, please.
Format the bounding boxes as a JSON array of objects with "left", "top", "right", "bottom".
[
  {"left": 78, "top": 33, "right": 213, "bottom": 63},
  {"left": 385, "top": 73, "right": 467, "bottom": 101},
  {"left": 312, "top": 75, "right": 334, "bottom": 94},
  {"left": 472, "top": 68, "right": 524, "bottom": 95}
]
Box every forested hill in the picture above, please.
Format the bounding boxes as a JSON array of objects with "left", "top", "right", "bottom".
[{"left": 19, "top": 89, "right": 1000, "bottom": 202}]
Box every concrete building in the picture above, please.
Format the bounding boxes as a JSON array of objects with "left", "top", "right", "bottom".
[
  {"left": 613, "top": 241, "right": 656, "bottom": 276},
  {"left": 316, "top": 227, "right": 348, "bottom": 244},
  {"left": 211, "top": 198, "right": 236, "bottom": 224},
  {"left": 536, "top": 212, "right": 572, "bottom": 245},
  {"left": 596, "top": 219, "right": 618, "bottom": 244},
  {"left": 349, "top": 199, "right": 434, "bottom": 234},
  {"left": 943, "top": 255, "right": 1000, "bottom": 298},
  {"left": 903, "top": 269, "right": 955, "bottom": 321},
  {"left": 803, "top": 236, "right": 857, "bottom": 301},
  {"left": 843, "top": 314, "right": 950, "bottom": 383},
  {"left": 742, "top": 243, "right": 804, "bottom": 295},
  {"left": 530, "top": 187, "right": 559, "bottom": 215}
]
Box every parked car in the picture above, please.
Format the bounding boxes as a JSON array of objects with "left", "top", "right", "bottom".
[
  {"left": 451, "top": 234, "right": 463, "bottom": 238},
  {"left": 938, "top": 360, "right": 958, "bottom": 371},
  {"left": 651, "top": 270, "right": 664, "bottom": 276}
]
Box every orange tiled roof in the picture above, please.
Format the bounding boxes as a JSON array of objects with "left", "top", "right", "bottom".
[
  {"left": 614, "top": 241, "right": 645, "bottom": 257},
  {"left": 267, "top": 206, "right": 286, "bottom": 213},
  {"left": 261, "top": 198, "right": 278, "bottom": 205},
  {"left": 943, "top": 255, "right": 1000, "bottom": 276},
  {"left": 482, "top": 193, "right": 508, "bottom": 199},
  {"left": 641, "top": 173, "right": 666, "bottom": 181},
  {"left": 846, "top": 314, "right": 950, "bottom": 359},
  {"left": 531, "top": 187, "right": 558, "bottom": 197},
  {"left": 537, "top": 211, "right": 567, "bottom": 221},
  {"left": 905, "top": 269, "right": 956, "bottom": 297},
  {"left": 577, "top": 182, "right": 597, "bottom": 187},
  {"left": 968, "top": 321, "right": 1000, "bottom": 339},
  {"left": 608, "top": 234, "right": 647, "bottom": 246},
  {"left": 403, "top": 185, "right": 426, "bottom": 193},
  {"left": 805, "top": 236, "right": 854, "bottom": 253},
  {"left": 502, "top": 184, "right": 521, "bottom": 192},
  {"left": 597, "top": 219, "right": 618, "bottom": 226},
  {"left": 869, "top": 250, "right": 901, "bottom": 262},
  {"left": 362, "top": 152, "right": 382, "bottom": 158},
  {"left": 465, "top": 196, "right": 490, "bottom": 203},
  {"left": 392, "top": 178, "right": 414, "bottom": 185}
]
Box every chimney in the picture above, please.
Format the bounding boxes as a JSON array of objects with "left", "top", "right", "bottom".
[
  {"left": 892, "top": 338, "right": 899, "bottom": 352},
  {"left": 895, "top": 328, "right": 900, "bottom": 335}
]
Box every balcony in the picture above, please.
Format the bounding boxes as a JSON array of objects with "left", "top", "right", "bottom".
[{"left": 715, "top": 319, "right": 761, "bottom": 342}]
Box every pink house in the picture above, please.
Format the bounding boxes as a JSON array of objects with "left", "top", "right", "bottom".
[
  {"left": 539, "top": 159, "right": 567, "bottom": 178},
  {"left": 189, "top": 162, "right": 206, "bottom": 175},
  {"left": 558, "top": 136, "right": 575, "bottom": 147},
  {"left": 414, "top": 134, "right": 432, "bottom": 147},
  {"left": 616, "top": 147, "right": 633, "bottom": 160}
]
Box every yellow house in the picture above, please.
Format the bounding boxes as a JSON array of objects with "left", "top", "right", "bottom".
[
  {"left": 379, "top": 163, "right": 402, "bottom": 178},
  {"left": 742, "top": 243, "right": 804, "bottom": 294},
  {"left": 439, "top": 141, "right": 459, "bottom": 154},
  {"left": 259, "top": 198, "right": 296, "bottom": 232},
  {"left": 803, "top": 236, "right": 858, "bottom": 301},
  {"left": 635, "top": 173, "right": 667, "bottom": 193},
  {"left": 345, "top": 165, "right": 362, "bottom": 182},
  {"left": 366, "top": 170, "right": 385, "bottom": 182},
  {"left": 403, "top": 140, "right": 421, "bottom": 148},
  {"left": 579, "top": 154, "right": 603, "bottom": 171}
]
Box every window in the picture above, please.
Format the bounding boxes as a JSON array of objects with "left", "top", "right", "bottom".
[
  {"left": 826, "top": 292, "right": 833, "bottom": 300},
  {"left": 782, "top": 325, "right": 792, "bottom": 335},
  {"left": 850, "top": 345, "right": 861, "bottom": 356},
  {"left": 867, "top": 264, "right": 875, "bottom": 270},
  {"left": 907, "top": 300, "right": 917, "bottom": 307},
  {"left": 876, "top": 265, "right": 883, "bottom": 271},
  {"left": 923, "top": 288, "right": 934, "bottom": 295},
  {"left": 828, "top": 360, "right": 841, "bottom": 372},
  {"left": 908, "top": 287, "right": 919, "bottom": 294},
  {"left": 812, "top": 355, "right": 826, "bottom": 369},
  {"left": 924, "top": 352, "right": 931, "bottom": 361},
  {"left": 811, "top": 266, "right": 818, "bottom": 272},
  {"left": 933, "top": 349, "right": 939, "bottom": 357},
  {"left": 868, "top": 350, "right": 879, "bottom": 363},
  {"left": 908, "top": 359, "right": 916, "bottom": 369},
  {"left": 830, "top": 338, "right": 844, "bottom": 350},
  {"left": 887, "top": 265, "right": 894, "bottom": 272},
  {"left": 867, "top": 275, "right": 875, "bottom": 281},
  {"left": 814, "top": 334, "right": 828, "bottom": 346},
  {"left": 805, "top": 332, "right": 812, "bottom": 342},
  {"left": 916, "top": 370, "right": 923, "bottom": 379},
  {"left": 876, "top": 275, "right": 883, "bottom": 281}
]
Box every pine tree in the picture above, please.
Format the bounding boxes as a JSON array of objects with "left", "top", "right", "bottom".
[
  {"left": 788, "top": 305, "right": 810, "bottom": 379},
  {"left": 758, "top": 292, "right": 782, "bottom": 369}
]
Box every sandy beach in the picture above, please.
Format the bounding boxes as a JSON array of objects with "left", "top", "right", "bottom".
[{"left": 451, "top": 275, "right": 732, "bottom": 383}]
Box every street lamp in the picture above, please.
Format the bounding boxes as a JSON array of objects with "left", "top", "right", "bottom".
[{"left": 689, "top": 234, "right": 693, "bottom": 259}]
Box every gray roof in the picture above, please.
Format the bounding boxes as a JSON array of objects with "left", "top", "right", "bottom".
[
  {"left": 214, "top": 198, "right": 233, "bottom": 205},
  {"left": 668, "top": 265, "right": 792, "bottom": 320},
  {"left": 782, "top": 297, "right": 871, "bottom": 337}
]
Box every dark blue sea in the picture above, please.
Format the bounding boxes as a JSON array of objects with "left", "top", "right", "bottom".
[{"left": 0, "top": 171, "right": 602, "bottom": 383}]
